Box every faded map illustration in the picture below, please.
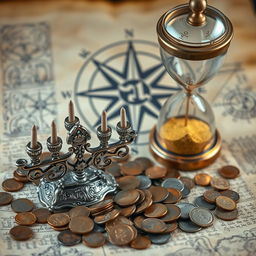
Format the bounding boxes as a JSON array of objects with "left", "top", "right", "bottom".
[{"left": 0, "top": 0, "right": 256, "bottom": 255}]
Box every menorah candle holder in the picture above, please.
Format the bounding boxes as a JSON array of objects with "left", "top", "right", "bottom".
[{"left": 15, "top": 103, "right": 136, "bottom": 211}]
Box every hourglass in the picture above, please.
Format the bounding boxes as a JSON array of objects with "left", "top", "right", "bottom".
[{"left": 150, "top": 0, "right": 233, "bottom": 170}]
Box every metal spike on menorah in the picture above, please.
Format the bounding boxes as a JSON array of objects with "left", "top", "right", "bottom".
[{"left": 15, "top": 101, "right": 136, "bottom": 211}]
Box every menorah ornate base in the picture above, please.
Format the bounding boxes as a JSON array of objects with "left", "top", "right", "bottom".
[{"left": 38, "top": 166, "right": 117, "bottom": 211}]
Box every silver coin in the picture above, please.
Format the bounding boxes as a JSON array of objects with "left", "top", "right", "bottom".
[
  {"left": 137, "top": 175, "right": 152, "bottom": 189},
  {"left": 176, "top": 202, "right": 195, "bottom": 219},
  {"left": 147, "top": 233, "right": 171, "bottom": 244},
  {"left": 189, "top": 207, "right": 214, "bottom": 227},
  {"left": 194, "top": 196, "right": 216, "bottom": 210},
  {"left": 181, "top": 185, "right": 190, "bottom": 198},
  {"left": 178, "top": 220, "right": 202, "bottom": 233},
  {"left": 161, "top": 178, "right": 185, "bottom": 192}
]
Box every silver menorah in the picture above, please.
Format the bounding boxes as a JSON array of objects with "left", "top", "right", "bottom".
[{"left": 15, "top": 101, "right": 136, "bottom": 211}]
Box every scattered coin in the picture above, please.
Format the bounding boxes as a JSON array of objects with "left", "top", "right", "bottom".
[
  {"left": 69, "top": 206, "right": 90, "bottom": 218},
  {"left": 9, "top": 226, "right": 33, "bottom": 241},
  {"left": 181, "top": 185, "right": 190, "bottom": 198},
  {"left": 210, "top": 177, "right": 230, "bottom": 190},
  {"left": 89, "top": 199, "right": 113, "bottom": 213},
  {"left": 119, "top": 205, "right": 136, "bottom": 217},
  {"left": 134, "top": 157, "right": 154, "bottom": 170},
  {"left": 176, "top": 203, "right": 196, "bottom": 219},
  {"left": 163, "top": 188, "right": 182, "bottom": 204},
  {"left": 144, "top": 203, "right": 168, "bottom": 218},
  {"left": 178, "top": 219, "right": 202, "bottom": 233},
  {"left": 2, "top": 178, "right": 24, "bottom": 192},
  {"left": 121, "top": 161, "right": 144, "bottom": 176},
  {"left": 52, "top": 225, "right": 70, "bottom": 231},
  {"left": 189, "top": 207, "right": 214, "bottom": 227},
  {"left": 163, "top": 222, "right": 178, "bottom": 233},
  {"left": 13, "top": 170, "right": 29, "bottom": 183},
  {"left": 220, "top": 190, "right": 240, "bottom": 202},
  {"left": 69, "top": 216, "right": 94, "bottom": 234},
  {"left": 141, "top": 218, "right": 167, "bottom": 233},
  {"left": 114, "top": 190, "right": 140, "bottom": 206},
  {"left": 108, "top": 224, "right": 136, "bottom": 245},
  {"left": 160, "top": 204, "right": 181, "bottom": 222},
  {"left": 117, "top": 176, "right": 140, "bottom": 190},
  {"left": 93, "top": 223, "right": 106, "bottom": 233},
  {"left": 161, "top": 178, "right": 185, "bottom": 192},
  {"left": 15, "top": 212, "right": 37, "bottom": 226},
  {"left": 82, "top": 232, "right": 106, "bottom": 248},
  {"left": 130, "top": 235, "right": 151, "bottom": 249},
  {"left": 57, "top": 230, "right": 82, "bottom": 246},
  {"left": 165, "top": 168, "right": 180, "bottom": 179},
  {"left": 105, "top": 162, "right": 122, "bottom": 177},
  {"left": 216, "top": 196, "right": 236, "bottom": 211},
  {"left": 136, "top": 175, "right": 152, "bottom": 189},
  {"left": 94, "top": 209, "right": 120, "bottom": 224},
  {"left": 203, "top": 189, "right": 221, "bottom": 203},
  {"left": 105, "top": 216, "right": 133, "bottom": 231},
  {"left": 135, "top": 190, "right": 153, "bottom": 214},
  {"left": 136, "top": 189, "right": 146, "bottom": 204},
  {"left": 218, "top": 165, "right": 240, "bottom": 179},
  {"left": 194, "top": 196, "right": 216, "bottom": 210},
  {"left": 0, "top": 192, "right": 13, "bottom": 206},
  {"left": 145, "top": 166, "right": 167, "bottom": 179},
  {"left": 215, "top": 207, "right": 238, "bottom": 221},
  {"left": 48, "top": 213, "right": 70, "bottom": 228},
  {"left": 148, "top": 186, "right": 169, "bottom": 203},
  {"left": 147, "top": 233, "right": 171, "bottom": 244},
  {"left": 32, "top": 208, "right": 51, "bottom": 224},
  {"left": 11, "top": 198, "right": 35, "bottom": 213},
  {"left": 180, "top": 176, "right": 195, "bottom": 189},
  {"left": 194, "top": 173, "right": 212, "bottom": 186},
  {"left": 133, "top": 215, "right": 145, "bottom": 230}
]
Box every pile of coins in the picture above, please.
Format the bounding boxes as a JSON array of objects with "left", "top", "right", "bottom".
[{"left": 1, "top": 158, "right": 241, "bottom": 249}]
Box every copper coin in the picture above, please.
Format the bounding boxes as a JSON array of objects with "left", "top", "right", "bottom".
[
  {"left": 114, "top": 189, "right": 140, "bottom": 206},
  {"left": 106, "top": 216, "right": 133, "bottom": 231},
  {"left": 136, "top": 190, "right": 146, "bottom": 205},
  {"left": 47, "top": 213, "right": 70, "bottom": 227},
  {"left": 2, "top": 178, "right": 24, "bottom": 192},
  {"left": 148, "top": 186, "right": 169, "bottom": 203},
  {"left": 141, "top": 218, "right": 167, "bottom": 233},
  {"left": 220, "top": 190, "right": 240, "bottom": 202},
  {"left": 69, "top": 206, "right": 90, "bottom": 218},
  {"left": 82, "top": 232, "right": 106, "bottom": 248},
  {"left": 144, "top": 203, "right": 168, "bottom": 218},
  {"left": 133, "top": 215, "right": 145, "bottom": 230},
  {"left": 94, "top": 209, "right": 120, "bottom": 224},
  {"left": 130, "top": 235, "right": 151, "bottom": 250},
  {"left": 218, "top": 165, "right": 240, "bottom": 179},
  {"left": 13, "top": 170, "right": 29, "bottom": 183},
  {"left": 15, "top": 212, "right": 37, "bottom": 226},
  {"left": 10, "top": 226, "right": 33, "bottom": 241},
  {"left": 121, "top": 161, "right": 144, "bottom": 176},
  {"left": 194, "top": 173, "right": 212, "bottom": 186},
  {"left": 135, "top": 190, "right": 153, "bottom": 214},
  {"left": 203, "top": 189, "right": 221, "bottom": 203},
  {"left": 11, "top": 198, "right": 35, "bottom": 213},
  {"left": 160, "top": 204, "right": 181, "bottom": 222},
  {"left": 108, "top": 224, "right": 136, "bottom": 246},
  {"left": 69, "top": 216, "right": 94, "bottom": 234},
  {"left": 58, "top": 230, "right": 82, "bottom": 246},
  {"left": 105, "top": 162, "right": 122, "bottom": 177},
  {"left": 216, "top": 196, "right": 236, "bottom": 211},
  {"left": 180, "top": 177, "right": 195, "bottom": 189},
  {"left": 134, "top": 157, "right": 154, "bottom": 170},
  {"left": 52, "top": 225, "right": 70, "bottom": 231},
  {"left": 163, "top": 222, "right": 178, "bottom": 233},
  {"left": 163, "top": 188, "right": 182, "bottom": 204},
  {"left": 119, "top": 205, "right": 136, "bottom": 217},
  {"left": 165, "top": 168, "right": 180, "bottom": 179},
  {"left": 145, "top": 166, "right": 167, "bottom": 179},
  {"left": 117, "top": 176, "right": 140, "bottom": 190},
  {"left": 89, "top": 199, "right": 113, "bottom": 213},
  {"left": 215, "top": 207, "right": 238, "bottom": 221},
  {"left": 33, "top": 208, "right": 52, "bottom": 224},
  {"left": 91, "top": 205, "right": 114, "bottom": 217},
  {"left": 0, "top": 192, "right": 13, "bottom": 206},
  {"left": 210, "top": 177, "right": 230, "bottom": 190}
]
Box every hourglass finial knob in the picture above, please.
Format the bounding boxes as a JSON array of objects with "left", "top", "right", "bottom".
[{"left": 187, "top": 0, "right": 207, "bottom": 26}]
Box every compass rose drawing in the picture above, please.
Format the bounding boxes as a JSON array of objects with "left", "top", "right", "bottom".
[{"left": 74, "top": 39, "right": 180, "bottom": 147}]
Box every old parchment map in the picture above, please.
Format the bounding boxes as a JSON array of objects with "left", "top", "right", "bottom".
[{"left": 0, "top": 0, "right": 256, "bottom": 255}]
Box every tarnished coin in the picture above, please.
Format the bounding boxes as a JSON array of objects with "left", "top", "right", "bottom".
[
  {"left": 203, "top": 190, "right": 221, "bottom": 203},
  {"left": 94, "top": 209, "right": 120, "bottom": 224},
  {"left": 117, "top": 176, "right": 140, "bottom": 190},
  {"left": 82, "top": 232, "right": 106, "bottom": 248},
  {"left": 135, "top": 190, "right": 153, "bottom": 214},
  {"left": 148, "top": 186, "right": 169, "bottom": 203},
  {"left": 91, "top": 205, "right": 113, "bottom": 217},
  {"left": 133, "top": 215, "right": 145, "bottom": 230},
  {"left": 136, "top": 189, "right": 146, "bottom": 204},
  {"left": 119, "top": 205, "right": 136, "bottom": 217},
  {"left": 48, "top": 213, "right": 70, "bottom": 228},
  {"left": 121, "top": 161, "right": 144, "bottom": 176},
  {"left": 105, "top": 162, "right": 121, "bottom": 177},
  {"left": 210, "top": 177, "right": 230, "bottom": 190},
  {"left": 137, "top": 175, "right": 152, "bottom": 189},
  {"left": 89, "top": 199, "right": 113, "bottom": 213},
  {"left": 11, "top": 198, "right": 35, "bottom": 213},
  {"left": 163, "top": 188, "right": 182, "bottom": 204},
  {"left": 144, "top": 203, "right": 168, "bottom": 218},
  {"left": 93, "top": 223, "right": 106, "bottom": 233},
  {"left": 0, "top": 192, "right": 13, "bottom": 206},
  {"left": 161, "top": 178, "right": 185, "bottom": 192},
  {"left": 69, "top": 206, "right": 90, "bottom": 218},
  {"left": 10, "top": 226, "right": 33, "bottom": 241},
  {"left": 13, "top": 170, "right": 29, "bottom": 183},
  {"left": 218, "top": 165, "right": 240, "bottom": 179},
  {"left": 105, "top": 216, "right": 133, "bottom": 231},
  {"left": 216, "top": 196, "right": 236, "bottom": 211},
  {"left": 189, "top": 207, "right": 214, "bottom": 227},
  {"left": 147, "top": 233, "right": 171, "bottom": 244},
  {"left": 134, "top": 157, "right": 154, "bottom": 170},
  {"left": 165, "top": 168, "right": 180, "bottom": 179},
  {"left": 160, "top": 204, "right": 181, "bottom": 222},
  {"left": 52, "top": 225, "right": 69, "bottom": 231},
  {"left": 58, "top": 230, "right": 82, "bottom": 246},
  {"left": 178, "top": 220, "right": 202, "bottom": 233},
  {"left": 215, "top": 207, "right": 238, "bottom": 221},
  {"left": 108, "top": 224, "right": 136, "bottom": 246},
  {"left": 33, "top": 208, "right": 51, "bottom": 224},
  {"left": 145, "top": 166, "right": 167, "bottom": 179},
  {"left": 194, "top": 173, "right": 212, "bottom": 186},
  {"left": 220, "top": 190, "right": 240, "bottom": 202},
  {"left": 2, "top": 178, "right": 24, "bottom": 192},
  {"left": 141, "top": 218, "right": 167, "bottom": 233},
  {"left": 69, "top": 216, "right": 94, "bottom": 234},
  {"left": 176, "top": 203, "right": 196, "bottom": 219},
  {"left": 180, "top": 176, "right": 195, "bottom": 189},
  {"left": 181, "top": 185, "right": 190, "bottom": 198},
  {"left": 114, "top": 190, "right": 140, "bottom": 206},
  {"left": 194, "top": 196, "right": 216, "bottom": 210},
  {"left": 15, "top": 212, "right": 37, "bottom": 226},
  {"left": 163, "top": 222, "right": 178, "bottom": 233},
  {"left": 130, "top": 236, "right": 151, "bottom": 250}
]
